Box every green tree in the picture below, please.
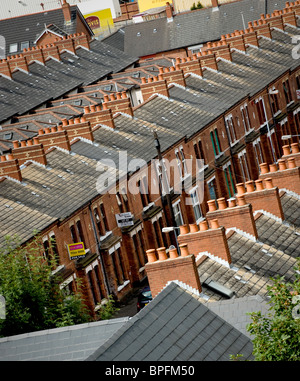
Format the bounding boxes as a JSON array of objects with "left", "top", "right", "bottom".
[
  {"left": 0, "top": 235, "right": 90, "bottom": 337},
  {"left": 247, "top": 259, "right": 300, "bottom": 360}
]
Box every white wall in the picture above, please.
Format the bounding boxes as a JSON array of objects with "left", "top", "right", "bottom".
[{"left": 77, "top": 0, "right": 121, "bottom": 18}]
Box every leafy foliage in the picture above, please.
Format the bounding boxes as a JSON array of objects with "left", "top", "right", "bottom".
[
  {"left": 191, "top": 2, "right": 203, "bottom": 10},
  {"left": 96, "top": 294, "right": 120, "bottom": 320},
  {"left": 0, "top": 235, "right": 90, "bottom": 337},
  {"left": 247, "top": 259, "right": 300, "bottom": 361}
]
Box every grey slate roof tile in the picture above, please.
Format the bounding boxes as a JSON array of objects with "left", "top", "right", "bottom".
[
  {"left": 0, "top": 317, "right": 129, "bottom": 361},
  {"left": 87, "top": 282, "right": 253, "bottom": 361}
]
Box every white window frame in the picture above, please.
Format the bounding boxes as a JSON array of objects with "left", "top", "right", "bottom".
[
  {"left": 156, "top": 159, "right": 170, "bottom": 195},
  {"left": 172, "top": 200, "right": 183, "bottom": 227},
  {"left": 240, "top": 103, "right": 252, "bottom": 134},
  {"left": 238, "top": 149, "right": 250, "bottom": 182},
  {"left": 253, "top": 137, "right": 263, "bottom": 168},
  {"left": 225, "top": 114, "right": 237, "bottom": 145},
  {"left": 189, "top": 187, "right": 203, "bottom": 224}
]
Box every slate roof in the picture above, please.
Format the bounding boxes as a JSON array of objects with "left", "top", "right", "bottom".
[
  {"left": 1, "top": 21, "right": 300, "bottom": 249},
  {"left": 87, "top": 282, "right": 254, "bottom": 361},
  {"left": 280, "top": 192, "right": 300, "bottom": 228},
  {"left": 205, "top": 295, "right": 270, "bottom": 338},
  {"left": 103, "top": 0, "right": 289, "bottom": 57},
  {"left": 197, "top": 218, "right": 299, "bottom": 302},
  {"left": 0, "top": 5, "right": 92, "bottom": 56},
  {"left": 0, "top": 39, "right": 138, "bottom": 123},
  {"left": 0, "top": 317, "right": 129, "bottom": 361}
]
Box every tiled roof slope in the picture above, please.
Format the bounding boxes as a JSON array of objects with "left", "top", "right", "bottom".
[
  {"left": 103, "top": 0, "right": 289, "bottom": 57},
  {"left": 0, "top": 317, "right": 129, "bottom": 361},
  {"left": 205, "top": 295, "right": 270, "bottom": 338},
  {"left": 0, "top": 39, "right": 138, "bottom": 123},
  {"left": 87, "top": 282, "right": 254, "bottom": 361},
  {"left": 0, "top": 5, "right": 87, "bottom": 56},
  {"left": 1, "top": 16, "right": 300, "bottom": 248},
  {"left": 197, "top": 224, "right": 299, "bottom": 301}
]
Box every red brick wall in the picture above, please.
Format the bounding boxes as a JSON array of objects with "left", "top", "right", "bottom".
[{"left": 145, "top": 254, "right": 201, "bottom": 298}]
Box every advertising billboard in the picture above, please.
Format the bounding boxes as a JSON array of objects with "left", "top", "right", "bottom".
[
  {"left": 137, "top": 0, "right": 173, "bottom": 13},
  {"left": 84, "top": 8, "right": 114, "bottom": 35}
]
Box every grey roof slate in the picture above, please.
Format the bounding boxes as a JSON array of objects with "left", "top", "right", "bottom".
[
  {"left": 197, "top": 220, "right": 299, "bottom": 302},
  {"left": 104, "top": 0, "right": 289, "bottom": 57},
  {"left": 280, "top": 192, "right": 300, "bottom": 228},
  {"left": 87, "top": 282, "right": 254, "bottom": 361},
  {"left": 0, "top": 317, "right": 128, "bottom": 361},
  {"left": 255, "top": 214, "right": 300, "bottom": 256},
  {"left": 0, "top": 40, "right": 138, "bottom": 123},
  {"left": 0, "top": 5, "right": 91, "bottom": 56},
  {"left": 205, "top": 295, "right": 270, "bottom": 338}
]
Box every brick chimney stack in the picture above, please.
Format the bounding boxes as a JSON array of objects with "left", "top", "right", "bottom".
[
  {"left": 145, "top": 245, "right": 202, "bottom": 298},
  {"left": 165, "top": 2, "right": 173, "bottom": 20},
  {"left": 236, "top": 179, "right": 285, "bottom": 220},
  {"left": 62, "top": 0, "right": 72, "bottom": 23},
  {"left": 211, "top": 0, "right": 219, "bottom": 9},
  {"left": 36, "top": 125, "right": 71, "bottom": 152},
  {"left": 259, "top": 159, "right": 300, "bottom": 195},
  {"left": 60, "top": 116, "right": 94, "bottom": 142},
  {"left": 176, "top": 56, "right": 203, "bottom": 77},
  {"left": 206, "top": 196, "right": 258, "bottom": 240},
  {"left": 159, "top": 65, "right": 186, "bottom": 87},
  {"left": 0, "top": 154, "right": 22, "bottom": 182},
  {"left": 141, "top": 75, "right": 170, "bottom": 101},
  {"left": 177, "top": 219, "right": 232, "bottom": 266},
  {"left": 103, "top": 91, "right": 133, "bottom": 117},
  {"left": 83, "top": 103, "right": 115, "bottom": 130},
  {"left": 12, "top": 139, "right": 47, "bottom": 166}
]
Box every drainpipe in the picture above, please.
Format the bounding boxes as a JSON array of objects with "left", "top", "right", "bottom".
[{"left": 88, "top": 203, "right": 111, "bottom": 295}]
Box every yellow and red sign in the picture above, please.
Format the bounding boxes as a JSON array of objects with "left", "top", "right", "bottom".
[
  {"left": 84, "top": 8, "right": 114, "bottom": 35},
  {"left": 137, "top": 0, "right": 173, "bottom": 13},
  {"left": 67, "top": 242, "right": 86, "bottom": 260}
]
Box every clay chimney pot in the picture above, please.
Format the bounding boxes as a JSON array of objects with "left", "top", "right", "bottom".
[
  {"left": 179, "top": 243, "right": 189, "bottom": 257},
  {"left": 169, "top": 247, "right": 178, "bottom": 259},
  {"left": 287, "top": 157, "right": 297, "bottom": 169},
  {"left": 179, "top": 224, "right": 189, "bottom": 235},
  {"left": 291, "top": 143, "right": 300, "bottom": 154},
  {"left": 217, "top": 197, "right": 227, "bottom": 209},
  {"left": 157, "top": 247, "right": 168, "bottom": 261},
  {"left": 146, "top": 249, "right": 157, "bottom": 263},
  {"left": 265, "top": 178, "right": 274, "bottom": 189},
  {"left": 199, "top": 220, "right": 209, "bottom": 231},
  {"left": 260, "top": 163, "right": 269, "bottom": 174},
  {"left": 282, "top": 145, "right": 291, "bottom": 156},
  {"left": 210, "top": 219, "right": 220, "bottom": 229},
  {"left": 228, "top": 198, "right": 236, "bottom": 208},
  {"left": 255, "top": 179, "right": 264, "bottom": 191},
  {"left": 236, "top": 183, "right": 246, "bottom": 195},
  {"left": 207, "top": 200, "right": 217, "bottom": 212},
  {"left": 189, "top": 223, "right": 199, "bottom": 233},
  {"left": 237, "top": 194, "right": 247, "bottom": 206},
  {"left": 278, "top": 159, "right": 287, "bottom": 171},
  {"left": 269, "top": 163, "right": 278, "bottom": 172},
  {"left": 245, "top": 180, "right": 255, "bottom": 193}
]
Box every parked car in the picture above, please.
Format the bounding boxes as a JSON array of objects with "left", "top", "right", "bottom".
[{"left": 137, "top": 286, "right": 152, "bottom": 312}]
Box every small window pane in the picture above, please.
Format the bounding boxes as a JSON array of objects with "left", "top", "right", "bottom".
[{"left": 9, "top": 43, "right": 18, "bottom": 53}]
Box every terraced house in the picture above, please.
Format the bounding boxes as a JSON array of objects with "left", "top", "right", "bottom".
[{"left": 0, "top": 0, "right": 300, "bottom": 316}]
